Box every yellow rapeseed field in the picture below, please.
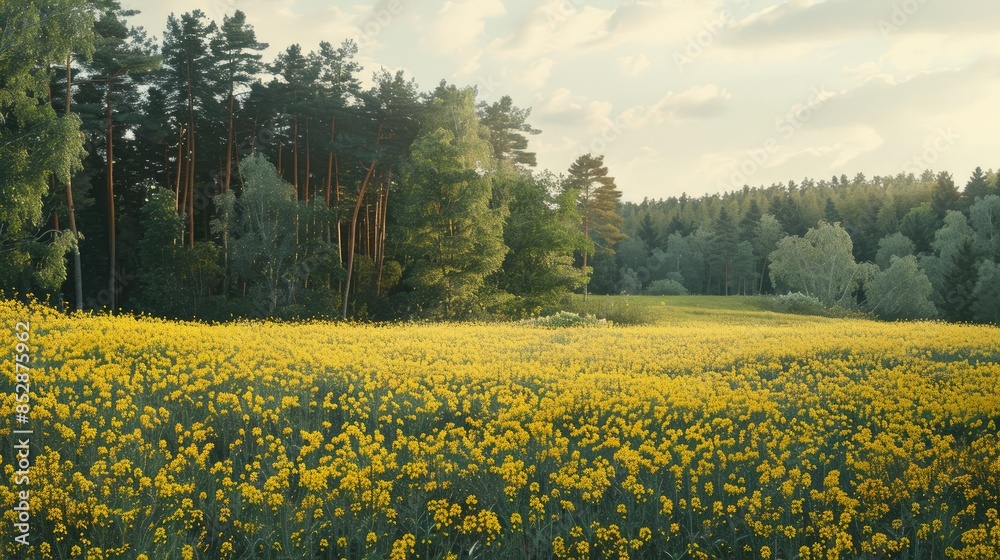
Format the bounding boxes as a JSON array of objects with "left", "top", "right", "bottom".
[{"left": 2, "top": 297, "right": 999, "bottom": 559}]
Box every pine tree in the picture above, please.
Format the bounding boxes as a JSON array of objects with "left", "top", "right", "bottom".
[
  {"left": 710, "top": 207, "right": 739, "bottom": 295},
  {"left": 823, "top": 197, "right": 841, "bottom": 224},
  {"left": 738, "top": 198, "right": 762, "bottom": 242},
  {"left": 477, "top": 95, "right": 540, "bottom": 168},
  {"left": 941, "top": 239, "right": 979, "bottom": 322},
  {"left": 931, "top": 171, "right": 960, "bottom": 218},
  {"left": 964, "top": 166, "right": 991, "bottom": 204},
  {"left": 211, "top": 10, "right": 267, "bottom": 194},
  {"left": 160, "top": 10, "right": 219, "bottom": 246},
  {"left": 80, "top": 4, "right": 160, "bottom": 310},
  {"left": 565, "top": 154, "right": 625, "bottom": 299},
  {"left": 637, "top": 213, "right": 660, "bottom": 249}
]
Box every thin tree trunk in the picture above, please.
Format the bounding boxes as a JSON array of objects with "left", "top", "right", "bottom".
[
  {"left": 342, "top": 161, "right": 377, "bottom": 319},
  {"left": 106, "top": 79, "right": 116, "bottom": 311},
  {"left": 175, "top": 127, "right": 184, "bottom": 211},
  {"left": 187, "top": 127, "right": 195, "bottom": 247},
  {"left": 293, "top": 114, "right": 299, "bottom": 200},
  {"left": 724, "top": 258, "right": 729, "bottom": 297},
  {"left": 304, "top": 118, "right": 310, "bottom": 202},
  {"left": 325, "top": 117, "right": 335, "bottom": 243},
  {"left": 292, "top": 115, "right": 300, "bottom": 245},
  {"left": 64, "top": 57, "right": 83, "bottom": 310},
  {"left": 186, "top": 57, "right": 196, "bottom": 248},
  {"left": 582, "top": 216, "right": 590, "bottom": 301},
  {"left": 163, "top": 145, "right": 170, "bottom": 193},
  {"left": 375, "top": 169, "right": 391, "bottom": 295},
  {"left": 335, "top": 154, "right": 342, "bottom": 259},
  {"left": 362, "top": 203, "right": 370, "bottom": 259},
  {"left": 224, "top": 93, "right": 235, "bottom": 193}
]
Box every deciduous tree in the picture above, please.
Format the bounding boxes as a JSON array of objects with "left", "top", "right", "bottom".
[
  {"left": 864, "top": 255, "right": 936, "bottom": 320},
  {"left": 769, "top": 221, "right": 875, "bottom": 307}
]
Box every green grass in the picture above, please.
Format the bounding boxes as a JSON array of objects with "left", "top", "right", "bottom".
[{"left": 562, "top": 294, "right": 833, "bottom": 326}]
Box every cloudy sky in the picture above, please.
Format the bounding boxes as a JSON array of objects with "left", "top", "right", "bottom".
[{"left": 124, "top": 0, "right": 1000, "bottom": 201}]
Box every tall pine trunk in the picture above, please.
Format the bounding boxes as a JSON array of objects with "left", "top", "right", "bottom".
[
  {"left": 105, "top": 78, "right": 117, "bottom": 311},
  {"left": 224, "top": 93, "right": 234, "bottom": 193},
  {"left": 375, "top": 169, "right": 391, "bottom": 296},
  {"left": 342, "top": 161, "right": 377, "bottom": 319},
  {"left": 174, "top": 127, "right": 184, "bottom": 211},
  {"left": 293, "top": 114, "right": 299, "bottom": 200},
  {"left": 582, "top": 217, "right": 590, "bottom": 301},
  {"left": 64, "top": 57, "right": 83, "bottom": 310},
  {"left": 186, "top": 57, "right": 196, "bottom": 248},
  {"left": 325, "top": 117, "right": 335, "bottom": 244},
  {"left": 304, "top": 118, "right": 311, "bottom": 202}
]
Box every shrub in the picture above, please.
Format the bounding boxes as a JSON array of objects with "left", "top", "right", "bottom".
[
  {"left": 645, "top": 279, "right": 688, "bottom": 296},
  {"left": 561, "top": 296, "right": 654, "bottom": 325},
  {"left": 772, "top": 292, "right": 827, "bottom": 316},
  {"left": 520, "top": 311, "right": 606, "bottom": 328},
  {"left": 617, "top": 267, "right": 642, "bottom": 295}
]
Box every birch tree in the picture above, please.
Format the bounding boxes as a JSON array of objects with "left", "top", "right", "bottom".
[{"left": 769, "top": 221, "right": 876, "bottom": 307}]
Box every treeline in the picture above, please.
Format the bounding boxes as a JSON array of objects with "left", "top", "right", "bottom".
[
  {"left": 2, "top": 2, "right": 626, "bottom": 320},
  {"left": 600, "top": 170, "right": 1000, "bottom": 323}
]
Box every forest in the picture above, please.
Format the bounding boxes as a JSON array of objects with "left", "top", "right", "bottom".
[{"left": 2, "top": 1, "right": 999, "bottom": 323}]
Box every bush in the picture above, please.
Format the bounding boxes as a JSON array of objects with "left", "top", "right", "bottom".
[
  {"left": 561, "top": 296, "right": 654, "bottom": 325},
  {"left": 617, "top": 267, "right": 642, "bottom": 295},
  {"left": 520, "top": 311, "right": 606, "bottom": 328},
  {"left": 772, "top": 292, "right": 827, "bottom": 316},
  {"left": 645, "top": 279, "right": 688, "bottom": 296}
]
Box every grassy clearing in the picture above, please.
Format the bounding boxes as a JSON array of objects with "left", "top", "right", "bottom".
[{"left": 563, "top": 294, "right": 826, "bottom": 326}]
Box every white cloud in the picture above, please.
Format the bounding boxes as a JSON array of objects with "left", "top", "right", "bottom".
[
  {"left": 618, "top": 54, "right": 651, "bottom": 77},
  {"left": 519, "top": 58, "right": 555, "bottom": 90},
  {"left": 621, "top": 85, "right": 733, "bottom": 127},
  {"left": 828, "top": 126, "right": 885, "bottom": 168},
  {"left": 536, "top": 88, "right": 615, "bottom": 133},
  {"left": 625, "top": 146, "right": 662, "bottom": 170},
  {"left": 426, "top": 0, "right": 505, "bottom": 53},
  {"left": 421, "top": 0, "right": 506, "bottom": 75},
  {"left": 488, "top": 3, "right": 614, "bottom": 61},
  {"left": 760, "top": 125, "right": 883, "bottom": 170},
  {"left": 727, "top": 0, "right": 1000, "bottom": 46}
]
